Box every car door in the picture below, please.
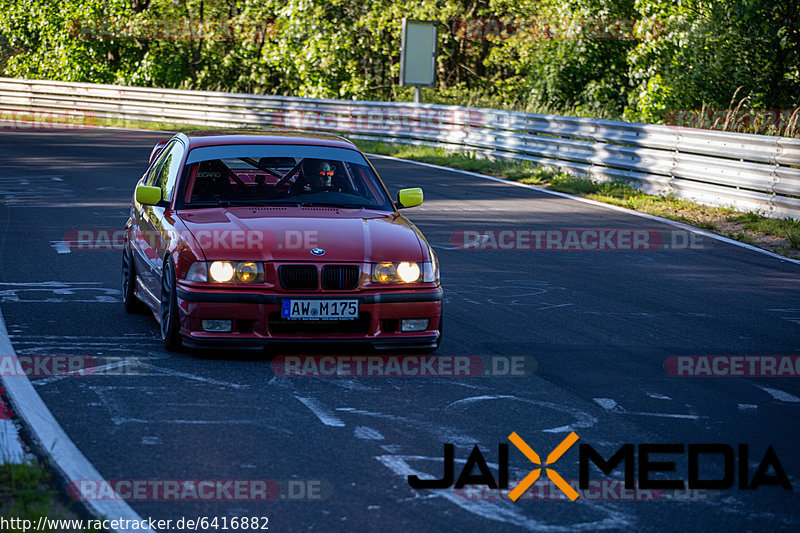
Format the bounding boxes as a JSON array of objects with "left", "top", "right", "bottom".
[{"left": 133, "top": 139, "right": 185, "bottom": 299}]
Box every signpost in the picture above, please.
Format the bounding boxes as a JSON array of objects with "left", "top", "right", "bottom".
[{"left": 400, "top": 19, "right": 437, "bottom": 103}]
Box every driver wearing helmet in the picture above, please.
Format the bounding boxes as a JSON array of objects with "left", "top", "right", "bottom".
[{"left": 299, "top": 158, "right": 337, "bottom": 192}]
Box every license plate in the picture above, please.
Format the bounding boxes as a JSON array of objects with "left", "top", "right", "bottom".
[{"left": 281, "top": 299, "right": 359, "bottom": 321}]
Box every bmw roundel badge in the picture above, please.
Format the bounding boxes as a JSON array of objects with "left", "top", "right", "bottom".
[{"left": 310, "top": 248, "right": 326, "bottom": 256}]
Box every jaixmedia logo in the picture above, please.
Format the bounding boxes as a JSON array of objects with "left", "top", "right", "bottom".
[{"left": 408, "top": 432, "right": 792, "bottom": 501}]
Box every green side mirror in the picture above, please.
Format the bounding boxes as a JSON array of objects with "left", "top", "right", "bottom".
[
  {"left": 136, "top": 185, "right": 162, "bottom": 206},
  {"left": 397, "top": 187, "right": 423, "bottom": 209}
]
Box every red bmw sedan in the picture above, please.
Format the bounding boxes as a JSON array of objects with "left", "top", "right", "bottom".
[{"left": 122, "top": 130, "right": 442, "bottom": 351}]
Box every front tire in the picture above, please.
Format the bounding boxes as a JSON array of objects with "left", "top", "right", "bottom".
[
  {"left": 122, "top": 248, "right": 146, "bottom": 314},
  {"left": 160, "top": 259, "right": 183, "bottom": 352}
]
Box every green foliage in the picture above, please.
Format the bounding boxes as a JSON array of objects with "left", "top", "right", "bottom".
[
  {"left": 0, "top": 0, "right": 797, "bottom": 130},
  {"left": 1, "top": 460, "right": 55, "bottom": 524},
  {"left": 1, "top": 460, "right": 102, "bottom": 532},
  {"left": 727, "top": 213, "right": 800, "bottom": 247},
  {"left": 626, "top": 0, "right": 800, "bottom": 123}
]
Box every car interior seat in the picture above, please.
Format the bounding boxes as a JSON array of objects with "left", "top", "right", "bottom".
[{"left": 191, "top": 159, "right": 234, "bottom": 201}]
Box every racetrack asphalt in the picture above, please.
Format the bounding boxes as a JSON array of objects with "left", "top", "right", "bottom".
[{"left": 0, "top": 127, "right": 799, "bottom": 532}]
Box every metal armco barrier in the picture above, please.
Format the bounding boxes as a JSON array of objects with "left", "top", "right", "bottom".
[{"left": 2, "top": 77, "right": 799, "bottom": 218}]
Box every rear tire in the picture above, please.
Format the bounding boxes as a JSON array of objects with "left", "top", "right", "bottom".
[
  {"left": 160, "top": 259, "right": 183, "bottom": 352},
  {"left": 122, "top": 249, "right": 146, "bottom": 314}
]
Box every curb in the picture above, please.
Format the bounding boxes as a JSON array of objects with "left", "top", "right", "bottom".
[{"left": 0, "top": 306, "right": 154, "bottom": 533}]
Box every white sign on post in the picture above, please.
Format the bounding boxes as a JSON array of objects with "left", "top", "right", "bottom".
[{"left": 400, "top": 19, "right": 437, "bottom": 102}]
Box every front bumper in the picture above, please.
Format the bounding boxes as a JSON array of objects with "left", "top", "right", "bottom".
[{"left": 175, "top": 285, "right": 442, "bottom": 349}]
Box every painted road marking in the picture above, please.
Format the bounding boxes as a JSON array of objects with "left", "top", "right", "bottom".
[
  {"left": 0, "top": 281, "right": 119, "bottom": 303},
  {"left": 754, "top": 385, "right": 800, "bottom": 403},
  {"left": 593, "top": 398, "right": 617, "bottom": 410},
  {"left": 354, "top": 426, "right": 385, "bottom": 440},
  {"left": 50, "top": 240, "right": 71, "bottom": 254},
  {"left": 296, "top": 396, "right": 346, "bottom": 427},
  {"left": 445, "top": 395, "right": 597, "bottom": 434},
  {"left": 375, "top": 454, "right": 633, "bottom": 530},
  {"left": 592, "top": 397, "right": 703, "bottom": 420},
  {"left": 0, "top": 306, "right": 154, "bottom": 532}
]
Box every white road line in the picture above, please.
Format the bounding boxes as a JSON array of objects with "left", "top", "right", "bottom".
[
  {"left": 0, "top": 281, "right": 119, "bottom": 304},
  {"left": 645, "top": 392, "right": 672, "bottom": 400},
  {"left": 591, "top": 398, "right": 702, "bottom": 419},
  {"left": 367, "top": 153, "right": 800, "bottom": 266},
  {"left": 295, "top": 396, "right": 346, "bottom": 427},
  {"left": 147, "top": 365, "right": 248, "bottom": 390},
  {"left": 335, "top": 407, "right": 412, "bottom": 422},
  {"left": 754, "top": 385, "right": 800, "bottom": 403},
  {"left": 50, "top": 241, "right": 71, "bottom": 254},
  {"left": 375, "top": 454, "right": 633, "bottom": 531},
  {"left": 354, "top": 426, "right": 385, "bottom": 440},
  {"left": 622, "top": 411, "right": 702, "bottom": 420},
  {"left": 593, "top": 398, "right": 617, "bottom": 410},
  {"left": 0, "top": 306, "right": 154, "bottom": 533},
  {"left": 738, "top": 404, "right": 758, "bottom": 411},
  {"left": 32, "top": 359, "right": 150, "bottom": 387},
  {"left": 445, "top": 395, "right": 597, "bottom": 434}
]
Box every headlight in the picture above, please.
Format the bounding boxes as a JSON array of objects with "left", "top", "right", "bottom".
[
  {"left": 209, "top": 261, "right": 235, "bottom": 282},
  {"left": 397, "top": 262, "right": 421, "bottom": 282},
  {"left": 372, "top": 262, "right": 423, "bottom": 283},
  {"left": 373, "top": 262, "right": 397, "bottom": 283},
  {"left": 187, "top": 261, "right": 264, "bottom": 283},
  {"left": 236, "top": 262, "right": 259, "bottom": 282}
]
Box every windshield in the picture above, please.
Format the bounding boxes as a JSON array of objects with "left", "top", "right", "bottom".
[{"left": 178, "top": 145, "right": 394, "bottom": 210}]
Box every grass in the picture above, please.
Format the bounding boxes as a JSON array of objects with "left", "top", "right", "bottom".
[
  {"left": 356, "top": 139, "right": 800, "bottom": 260},
  {"left": 354, "top": 141, "right": 553, "bottom": 183},
  {"left": 0, "top": 460, "right": 98, "bottom": 532}
]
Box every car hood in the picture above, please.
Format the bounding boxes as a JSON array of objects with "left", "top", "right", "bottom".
[{"left": 176, "top": 207, "right": 427, "bottom": 263}]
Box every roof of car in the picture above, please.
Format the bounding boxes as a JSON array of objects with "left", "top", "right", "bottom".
[{"left": 178, "top": 129, "right": 358, "bottom": 150}]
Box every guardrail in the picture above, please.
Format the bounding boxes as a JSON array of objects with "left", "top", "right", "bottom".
[{"left": 2, "top": 77, "right": 799, "bottom": 218}]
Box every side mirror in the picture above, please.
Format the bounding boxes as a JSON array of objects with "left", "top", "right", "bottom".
[
  {"left": 136, "top": 185, "right": 163, "bottom": 206},
  {"left": 397, "top": 187, "right": 423, "bottom": 209},
  {"left": 149, "top": 140, "right": 169, "bottom": 166}
]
